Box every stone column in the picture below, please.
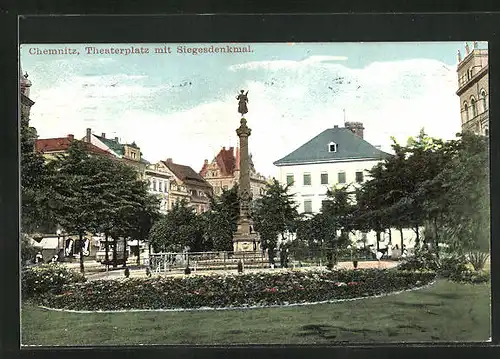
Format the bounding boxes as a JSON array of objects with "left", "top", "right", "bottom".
[{"left": 233, "top": 118, "right": 260, "bottom": 252}]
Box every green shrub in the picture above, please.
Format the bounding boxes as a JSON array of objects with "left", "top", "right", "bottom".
[
  {"left": 398, "top": 250, "right": 440, "bottom": 271},
  {"left": 22, "top": 264, "right": 86, "bottom": 299},
  {"left": 467, "top": 251, "right": 489, "bottom": 271},
  {"left": 39, "top": 269, "right": 436, "bottom": 311},
  {"left": 449, "top": 270, "right": 490, "bottom": 284},
  {"left": 437, "top": 254, "right": 469, "bottom": 279}
]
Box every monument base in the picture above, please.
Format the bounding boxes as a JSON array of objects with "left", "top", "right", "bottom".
[{"left": 233, "top": 232, "right": 261, "bottom": 252}]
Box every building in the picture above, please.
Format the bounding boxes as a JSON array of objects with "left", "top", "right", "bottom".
[
  {"left": 273, "top": 121, "right": 416, "bottom": 250},
  {"left": 200, "top": 145, "right": 268, "bottom": 199},
  {"left": 155, "top": 158, "right": 213, "bottom": 213},
  {"left": 456, "top": 42, "right": 489, "bottom": 135},
  {"left": 81, "top": 128, "right": 149, "bottom": 178},
  {"left": 36, "top": 134, "right": 113, "bottom": 161},
  {"left": 144, "top": 163, "right": 172, "bottom": 214}
]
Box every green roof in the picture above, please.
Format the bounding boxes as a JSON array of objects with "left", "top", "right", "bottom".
[
  {"left": 273, "top": 127, "right": 391, "bottom": 166},
  {"left": 94, "top": 135, "right": 125, "bottom": 156}
]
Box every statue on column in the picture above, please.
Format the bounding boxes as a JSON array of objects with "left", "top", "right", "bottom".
[{"left": 236, "top": 90, "right": 249, "bottom": 116}]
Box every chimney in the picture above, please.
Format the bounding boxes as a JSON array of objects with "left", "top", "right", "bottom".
[
  {"left": 222, "top": 146, "right": 226, "bottom": 150},
  {"left": 114, "top": 136, "right": 119, "bottom": 142},
  {"left": 344, "top": 121, "right": 365, "bottom": 139},
  {"left": 375, "top": 145, "right": 381, "bottom": 149},
  {"left": 101, "top": 133, "right": 106, "bottom": 138},
  {"left": 334, "top": 125, "right": 339, "bottom": 128},
  {"left": 204, "top": 159, "right": 208, "bottom": 164},
  {"left": 85, "top": 128, "right": 91, "bottom": 142},
  {"left": 229, "top": 146, "right": 234, "bottom": 152},
  {"left": 166, "top": 158, "right": 173, "bottom": 163},
  {"left": 67, "top": 134, "right": 74, "bottom": 140}
]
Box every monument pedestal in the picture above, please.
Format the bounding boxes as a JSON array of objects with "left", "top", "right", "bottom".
[{"left": 233, "top": 232, "right": 261, "bottom": 252}]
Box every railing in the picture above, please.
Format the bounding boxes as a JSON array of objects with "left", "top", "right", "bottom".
[{"left": 149, "top": 251, "right": 268, "bottom": 273}]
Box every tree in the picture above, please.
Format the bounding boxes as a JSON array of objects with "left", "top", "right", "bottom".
[
  {"left": 149, "top": 199, "right": 203, "bottom": 252},
  {"left": 200, "top": 184, "right": 240, "bottom": 251},
  {"left": 20, "top": 108, "right": 57, "bottom": 234},
  {"left": 438, "top": 133, "right": 489, "bottom": 254},
  {"left": 49, "top": 142, "right": 100, "bottom": 274},
  {"left": 251, "top": 179, "right": 299, "bottom": 265}
]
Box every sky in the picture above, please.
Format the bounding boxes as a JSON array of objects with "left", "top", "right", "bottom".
[{"left": 20, "top": 41, "right": 488, "bottom": 178}]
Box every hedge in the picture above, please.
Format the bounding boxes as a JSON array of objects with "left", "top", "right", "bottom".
[
  {"left": 22, "top": 264, "right": 87, "bottom": 300},
  {"left": 38, "top": 269, "right": 436, "bottom": 311}
]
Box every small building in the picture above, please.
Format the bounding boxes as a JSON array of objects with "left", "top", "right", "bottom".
[
  {"left": 36, "top": 134, "right": 113, "bottom": 161},
  {"left": 200, "top": 145, "right": 268, "bottom": 199}
]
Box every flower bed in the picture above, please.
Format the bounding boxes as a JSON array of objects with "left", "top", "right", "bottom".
[
  {"left": 22, "top": 264, "right": 86, "bottom": 299},
  {"left": 38, "top": 269, "right": 436, "bottom": 311}
]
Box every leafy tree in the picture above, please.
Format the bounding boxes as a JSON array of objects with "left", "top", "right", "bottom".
[
  {"left": 438, "top": 133, "right": 489, "bottom": 254},
  {"left": 20, "top": 108, "right": 56, "bottom": 234},
  {"left": 251, "top": 179, "right": 299, "bottom": 265},
  {"left": 201, "top": 184, "right": 240, "bottom": 251},
  {"left": 149, "top": 199, "right": 204, "bottom": 252},
  {"left": 49, "top": 142, "right": 100, "bottom": 274},
  {"left": 21, "top": 233, "right": 38, "bottom": 264}
]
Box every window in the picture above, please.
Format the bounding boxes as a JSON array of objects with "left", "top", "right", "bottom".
[
  {"left": 471, "top": 97, "right": 477, "bottom": 117},
  {"left": 286, "top": 174, "right": 294, "bottom": 185},
  {"left": 338, "top": 172, "right": 346, "bottom": 184},
  {"left": 328, "top": 142, "right": 337, "bottom": 152},
  {"left": 320, "top": 173, "right": 328, "bottom": 185},
  {"left": 481, "top": 89, "right": 488, "bottom": 111},
  {"left": 303, "top": 173, "right": 311, "bottom": 186},
  {"left": 355, "top": 171, "right": 364, "bottom": 183},
  {"left": 158, "top": 181, "right": 163, "bottom": 192},
  {"left": 131, "top": 152, "right": 136, "bottom": 159},
  {"left": 485, "top": 128, "right": 489, "bottom": 136},
  {"left": 304, "top": 200, "right": 312, "bottom": 213},
  {"left": 152, "top": 179, "right": 157, "bottom": 191},
  {"left": 463, "top": 102, "right": 469, "bottom": 121}
]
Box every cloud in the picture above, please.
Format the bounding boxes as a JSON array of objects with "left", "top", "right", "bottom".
[{"left": 25, "top": 55, "right": 461, "bottom": 179}]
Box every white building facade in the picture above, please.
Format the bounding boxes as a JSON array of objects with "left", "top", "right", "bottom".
[{"left": 273, "top": 122, "right": 417, "bottom": 253}]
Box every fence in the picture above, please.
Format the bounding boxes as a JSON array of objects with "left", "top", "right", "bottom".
[{"left": 149, "top": 251, "right": 268, "bottom": 273}]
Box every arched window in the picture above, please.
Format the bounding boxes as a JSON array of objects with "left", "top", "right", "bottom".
[
  {"left": 481, "top": 89, "right": 488, "bottom": 111},
  {"left": 463, "top": 101, "right": 469, "bottom": 122},
  {"left": 470, "top": 96, "right": 477, "bottom": 117}
]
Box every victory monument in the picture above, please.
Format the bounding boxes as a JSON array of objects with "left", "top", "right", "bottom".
[{"left": 233, "top": 90, "right": 261, "bottom": 252}]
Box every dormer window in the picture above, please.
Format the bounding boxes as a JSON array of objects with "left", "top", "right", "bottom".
[{"left": 328, "top": 142, "right": 337, "bottom": 153}]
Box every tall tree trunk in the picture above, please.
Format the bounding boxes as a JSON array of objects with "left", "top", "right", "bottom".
[
  {"left": 137, "top": 240, "right": 141, "bottom": 266},
  {"left": 79, "top": 233, "right": 85, "bottom": 275},
  {"left": 113, "top": 237, "right": 117, "bottom": 269},
  {"left": 433, "top": 217, "right": 439, "bottom": 257},
  {"left": 415, "top": 224, "right": 420, "bottom": 247},
  {"left": 388, "top": 228, "right": 392, "bottom": 245},
  {"left": 399, "top": 227, "right": 404, "bottom": 252},
  {"left": 376, "top": 231, "right": 381, "bottom": 252},
  {"left": 104, "top": 233, "right": 109, "bottom": 270},
  {"left": 123, "top": 238, "right": 127, "bottom": 268}
]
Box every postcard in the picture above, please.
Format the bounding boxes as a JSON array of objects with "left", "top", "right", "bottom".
[{"left": 19, "top": 41, "right": 491, "bottom": 345}]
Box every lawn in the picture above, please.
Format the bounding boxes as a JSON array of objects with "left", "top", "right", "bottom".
[{"left": 21, "top": 280, "right": 490, "bottom": 345}]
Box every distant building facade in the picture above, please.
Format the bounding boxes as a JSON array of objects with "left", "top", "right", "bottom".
[
  {"left": 456, "top": 42, "right": 489, "bottom": 135},
  {"left": 273, "top": 121, "right": 417, "bottom": 250},
  {"left": 144, "top": 163, "right": 172, "bottom": 214},
  {"left": 156, "top": 158, "right": 213, "bottom": 213},
  {"left": 81, "top": 128, "right": 149, "bottom": 178},
  {"left": 200, "top": 146, "right": 268, "bottom": 199}
]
